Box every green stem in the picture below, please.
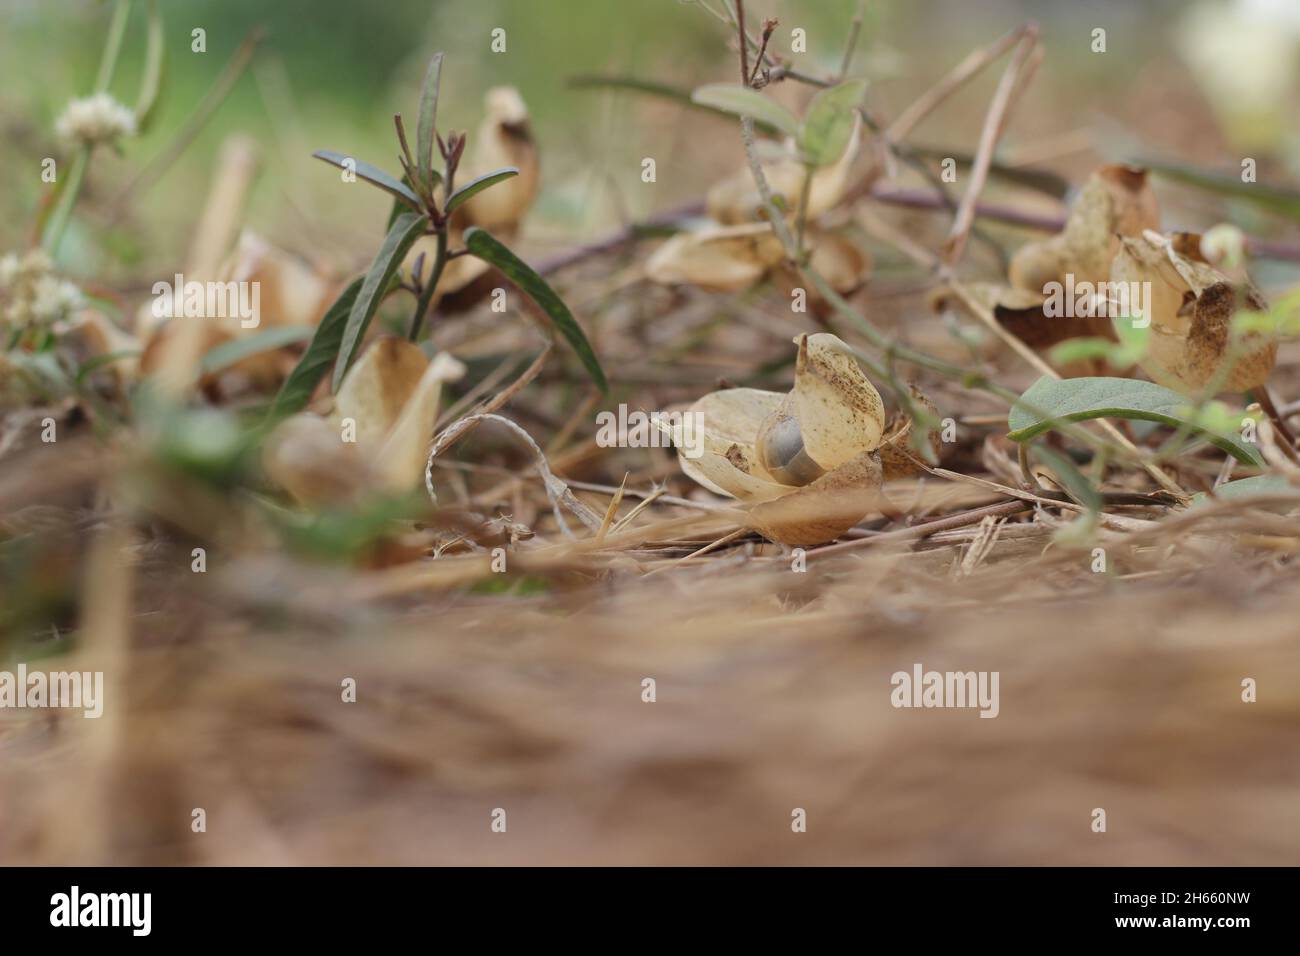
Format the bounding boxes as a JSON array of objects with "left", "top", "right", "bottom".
[
  {"left": 42, "top": 146, "right": 91, "bottom": 256},
  {"left": 408, "top": 228, "right": 448, "bottom": 341},
  {"left": 95, "top": 0, "right": 132, "bottom": 93},
  {"left": 795, "top": 164, "right": 814, "bottom": 259}
]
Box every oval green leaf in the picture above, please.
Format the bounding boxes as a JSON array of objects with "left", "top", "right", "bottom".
[
  {"left": 690, "top": 83, "right": 800, "bottom": 138},
  {"left": 799, "top": 79, "right": 866, "bottom": 167},
  {"left": 463, "top": 227, "right": 608, "bottom": 392},
  {"left": 1008, "top": 376, "right": 1264, "bottom": 466},
  {"left": 1192, "top": 474, "right": 1293, "bottom": 507},
  {"left": 200, "top": 326, "right": 312, "bottom": 376}
]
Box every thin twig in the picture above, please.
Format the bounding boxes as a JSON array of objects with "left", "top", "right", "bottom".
[
  {"left": 943, "top": 25, "right": 1040, "bottom": 266},
  {"left": 885, "top": 25, "right": 1028, "bottom": 144}
]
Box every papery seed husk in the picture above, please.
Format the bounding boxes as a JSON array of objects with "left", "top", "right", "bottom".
[
  {"left": 676, "top": 387, "right": 789, "bottom": 497},
  {"left": 747, "top": 448, "right": 883, "bottom": 546},
  {"left": 263, "top": 413, "right": 369, "bottom": 506},
  {"left": 1112, "top": 232, "right": 1276, "bottom": 394},
  {"left": 331, "top": 336, "right": 431, "bottom": 450},
  {"left": 706, "top": 115, "right": 867, "bottom": 225},
  {"left": 376, "top": 352, "right": 466, "bottom": 494},
  {"left": 878, "top": 384, "right": 942, "bottom": 481},
  {"left": 458, "top": 87, "right": 539, "bottom": 233},
  {"left": 645, "top": 223, "right": 785, "bottom": 292},
  {"left": 791, "top": 333, "right": 885, "bottom": 469}
]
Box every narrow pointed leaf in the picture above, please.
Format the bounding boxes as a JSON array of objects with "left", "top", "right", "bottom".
[
  {"left": 445, "top": 167, "right": 519, "bottom": 215},
  {"left": 570, "top": 74, "right": 783, "bottom": 136},
  {"left": 267, "top": 276, "right": 363, "bottom": 419},
  {"left": 134, "top": 0, "right": 166, "bottom": 133},
  {"left": 416, "top": 52, "right": 444, "bottom": 188},
  {"left": 464, "top": 227, "right": 607, "bottom": 392},
  {"left": 691, "top": 83, "right": 800, "bottom": 138},
  {"left": 386, "top": 171, "right": 430, "bottom": 230},
  {"left": 200, "top": 326, "right": 313, "bottom": 376},
  {"left": 1008, "top": 376, "right": 1264, "bottom": 466},
  {"left": 332, "top": 212, "right": 427, "bottom": 392},
  {"left": 314, "top": 150, "right": 422, "bottom": 210}
]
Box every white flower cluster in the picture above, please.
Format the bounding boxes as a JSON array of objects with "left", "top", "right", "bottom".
[
  {"left": 0, "top": 250, "right": 85, "bottom": 334},
  {"left": 55, "top": 92, "right": 137, "bottom": 146}
]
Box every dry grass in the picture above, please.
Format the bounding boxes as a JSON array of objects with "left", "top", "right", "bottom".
[
  {"left": 4, "top": 3, "right": 1300, "bottom": 868},
  {"left": 3, "top": 412, "right": 1299, "bottom": 864}
]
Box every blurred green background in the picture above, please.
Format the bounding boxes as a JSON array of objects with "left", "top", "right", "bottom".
[{"left": 1, "top": 0, "right": 1297, "bottom": 284}]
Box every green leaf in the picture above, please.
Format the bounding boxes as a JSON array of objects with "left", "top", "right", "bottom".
[
  {"left": 690, "top": 83, "right": 800, "bottom": 138},
  {"left": 75, "top": 349, "right": 140, "bottom": 385},
  {"left": 1007, "top": 376, "right": 1264, "bottom": 466},
  {"left": 199, "top": 326, "right": 313, "bottom": 376},
  {"left": 1049, "top": 337, "right": 1114, "bottom": 367},
  {"left": 416, "top": 52, "right": 444, "bottom": 190},
  {"left": 1030, "top": 445, "right": 1102, "bottom": 513},
  {"left": 569, "top": 74, "right": 783, "bottom": 137},
  {"left": 385, "top": 172, "right": 424, "bottom": 231},
  {"left": 799, "top": 79, "right": 866, "bottom": 167},
  {"left": 313, "top": 150, "right": 422, "bottom": 210},
  {"left": 1192, "top": 474, "right": 1292, "bottom": 507},
  {"left": 444, "top": 167, "right": 519, "bottom": 215},
  {"left": 464, "top": 227, "right": 608, "bottom": 392},
  {"left": 1141, "top": 158, "right": 1300, "bottom": 223},
  {"left": 332, "top": 212, "right": 427, "bottom": 392},
  {"left": 133, "top": 0, "right": 165, "bottom": 133},
  {"left": 268, "top": 277, "right": 363, "bottom": 420}
]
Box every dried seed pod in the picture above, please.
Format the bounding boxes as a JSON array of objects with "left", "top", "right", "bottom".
[
  {"left": 458, "top": 87, "right": 539, "bottom": 233},
  {"left": 264, "top": 338, "right": 465, "bottom": 506},
  {"left": 788, "top": 332, "right": 885, "bottom": 468},
  {"left": 330, "top": 336, "right": 432, "bottom": 450},
  {"left": 263, "top": 412, "right": 369, "bottom": 506},
  {"left": 375, "top": 352, "right": 466, "bottom": 494},
  {"left": 1110, "top": 230, "right": 1275, "bottom": 394},
  {"left": 877, "top": 384, "right": 942, "bottom": 481},
  {"left": 673, "top": 332, "right": 901, "bottom": 545},
  {"left": 748, "top": 448, "right": 883, "bottom": 547},
  {"left": 1011, "top": 164, "right": 1160, "bottom": 292},
  {"left": 997, "top": 164, "right": 1162, "bottom": 349},
  {"left": 645, "top": 222, "right": 784, "bottom": 292},
  {"left": 707, "top": 114, "right": 866, "bottom": 225},
  {"left": 772, "top": 231, "right": 872, "bottom": 315}
]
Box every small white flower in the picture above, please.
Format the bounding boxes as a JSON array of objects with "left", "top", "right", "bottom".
[
  {"left": 0, "top": 254, "right": 18, "bottom": 290},
  {"left": 30, "top": 276, "right": 84, "bottom": 324},
  {"left": 18, "top": 249, "right": 52, "bottom": 277},
  {"left": 0, "top": 250, "right": 82, "bottom": 334},
  {"left": 55, "top": 92, "right": 137, "bottom": 146}
]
